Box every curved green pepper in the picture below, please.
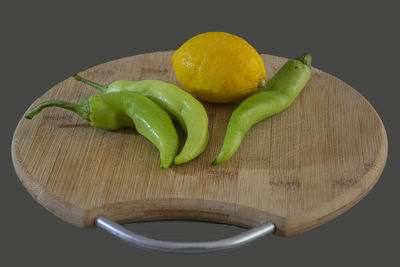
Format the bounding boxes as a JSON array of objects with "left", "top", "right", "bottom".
[
  {"left": 213, "top": 53, "right": 312, "bottom": 165},
  {"left": 25, "top": 91, "right": 179, "bottom": 169},
  {"left": 73, "top": 75, "right": 209, "bottom": 165}
]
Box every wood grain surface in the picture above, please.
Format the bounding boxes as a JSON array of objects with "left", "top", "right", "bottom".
[{"left": 11, "top": 51, "right": 387, "bottom": 236}]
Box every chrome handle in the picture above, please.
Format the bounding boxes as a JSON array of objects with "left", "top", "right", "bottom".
[{"left": 95, "top": 216, "right": 275, "bottom": 254}]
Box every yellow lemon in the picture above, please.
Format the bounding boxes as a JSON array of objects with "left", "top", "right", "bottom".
[{"left": 171, "top": 32, "right": 266, "bottom": 103}]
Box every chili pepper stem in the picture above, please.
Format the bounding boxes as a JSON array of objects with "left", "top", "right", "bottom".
[
  {"left": 25, "top": 100, "right": 90, "bottom": 121},
  {"left": 296, "top": 52, "right": 312, "bottom": 68},
  {"left": 73, "top": 74, "right": 108, "bottom": 93}
]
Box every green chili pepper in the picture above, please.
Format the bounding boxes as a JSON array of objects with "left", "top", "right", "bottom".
[
  {"left": 213, "top": 52, "right": 312, "bottom": 165},
  {"left": 73, "top": 75, "right": 209, "bottom": 165},
  {"left": 25, "top": 91, "right": 179, "bottom": 169}
]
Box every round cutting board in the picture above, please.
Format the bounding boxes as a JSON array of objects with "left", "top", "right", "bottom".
[{"left": 11, "top": 51, "right": 387, "bottom": 236}]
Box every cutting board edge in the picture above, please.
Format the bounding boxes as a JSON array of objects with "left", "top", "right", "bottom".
[
  {"left": 11, "top": 133, "right": 87, "bottom": 227},
  {"left": 83, "top": 198, "right": 287, "bottom": 230},
  {"left": 284, "top": 127, "right": 387, "bottom": 236}
]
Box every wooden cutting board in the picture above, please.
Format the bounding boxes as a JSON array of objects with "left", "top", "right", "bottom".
[{"left": 11, "top": 51, "right": 387, "bottom": 236}]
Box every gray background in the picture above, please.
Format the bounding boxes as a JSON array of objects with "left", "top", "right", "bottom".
[{"left": 2, "top": 0, "right": 398, "bottom": 265}]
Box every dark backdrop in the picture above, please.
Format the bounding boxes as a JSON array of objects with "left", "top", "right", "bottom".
[{"left": 2, "top": 1, "right": 398, "bottom": 265}]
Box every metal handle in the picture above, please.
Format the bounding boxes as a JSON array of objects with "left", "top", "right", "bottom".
[{"left": 95, "top": 216, "right": 275, "bottom": 254}]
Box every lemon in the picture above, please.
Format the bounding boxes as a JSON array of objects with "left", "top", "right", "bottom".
[{"left": 171, "top": 32, "right": 266, "bottom": 103}]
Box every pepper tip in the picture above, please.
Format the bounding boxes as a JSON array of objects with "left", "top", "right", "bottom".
[
  {"left": 72, "top": 74, "right": 82, "bottom": 81},
  {"left": 160, "top": 163, "right": 171, "bottom": 169}
]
